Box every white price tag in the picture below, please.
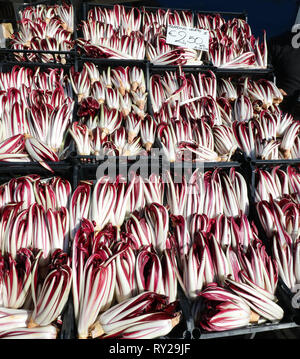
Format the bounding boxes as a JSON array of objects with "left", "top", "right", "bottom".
[{"left": 166, "top": 24, "right": 209, "bottom": 51}]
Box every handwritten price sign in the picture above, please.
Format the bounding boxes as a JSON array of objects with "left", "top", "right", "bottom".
[{"left": 166, "top": 25, "right": 209, "bottom": 51}]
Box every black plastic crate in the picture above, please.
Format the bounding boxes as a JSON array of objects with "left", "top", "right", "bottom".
[
  {"left": 252, "top": 158, "right": 300, "bottom": 167},
  {"left": 214, "top": 66, "right": 275, "bottom": 80},
  {"left": 193, "top": 321, "right": 300, "bottom": 339},
  {"left": 141, "top": 6, "right": 247, "bottom": 27},
  {"left": 58, "top": 291, "right": 77, "bottom": 339},
  {"left": 1, "top": 0, "right": 77, "bottom": 66},
  {"left": 147, "top": 65, "right": 276, "bottom": 116},
  {"left": 141, "top": 6, "right": 250, "bottom": 68},
  {"left": 148, "top": 64, "right": 215, "bottom": 82},
  {"left": 0, "top": 161, "right": 73, "bottom": 180},
  {"left": 0, "top": 1, "right": 16, "bottom": 23},
  {"left": 81, "top": 2, "right": 143, "bottom": 24},
  {"left": 74, "top": 57, "right": 150, "bottom": 109},
  {"left": 69, "top": 163, "right": 196, "bottom": 340},
  {"left": 0, "top": 161, "right": 75, "bottom": 339},
  {"left": 83, "top": 5, "right": 247, "bottom": 26},
  {"left": 248, "top": 159, "right": 300, "bottom": 213},
  {"left": 0, "top": 48, "right": 77, "bottom": 67},
  {"left": 250, "top": 159, "right": 300, "bottom": 201},
  {"left": 70, "top": 154, "right": 145, "bottom": 185},
  {"left": 194, "top": 9, "right": 248, "bottom": 26},
  {"left": 70, "top": 148, "right": 246, "bottom": 185},
  {"left": 246, "top": 161, "right": 300, "bottom": 259},
  {"left": 147, "top": 67, "right": 251, "bottom": 168},
  {"left": 15, "top": 1, "right": 78, "bottom": 39},
  {"left": 75, "top": 58, "right": 149, "bottom": 83},
  {"left": 183, "top": 254, "right": 300, "bottom": 339},
  {"left": 158, "top": 286, "right": 191, "bottom": 339},
  {"left": 140, "top": 6, "right": 196, "bottom": 26},
  {"left": 148, "top": 65, "right": 217, "bottom": 117},
  {"left": 0, "top": 61, "right": 79, "bottom": 161},
  {"left": 190, "top": 277, "right": 300, "bottom": 339},
  {"left": 246, "top": 161, "right": 300, "bottom": 319},
  {"left": 77, "top": 3, "right": 144, "bottom": 62},
  {"left": 0, "top": 51, "right": 76, "bottom": 69},
  {"left": 148, "top": 64, "right": 213, "bottom": 116},
  {"left": 142, "top": 7, "right": 211, "bottom": 67},
  {"left": 70, "top": 58, "right": 151, "bottom": 165},
  {"left": 71, "top": 150, "right": 299, "bottom": 339},
  {"left": 169, "top": 159, "right": 300, "bottom": 339},
  {"left": 71, "top": 155, "right": 249, "bottom": 340},
  {"left": 70, "top": 151, "right": 247, "bottom": 183}
]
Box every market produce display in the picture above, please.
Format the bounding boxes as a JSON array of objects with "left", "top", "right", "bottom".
[
  {"left": 76, "top": 4, "right": 267, "bottom": 68},
  {"left": 0, "top": 66, "right": 74, "bottom": 171},
  {"left": 97, "top": 292, "right": 181, "bottom": 339},
  {"left": 0, "top": 174, "right": 72, "bottom": 338},
  {"left": 69, "top": 64, "right": 300, "bottom": 162},
  {"left": 0, "top": 0, "right": 299, "bottom": 341},
  {"left": 69, "top": 63, "right": 148, "bottom": 156},
  {"left": 0, "top": 175, "right": 71, "bottom": 257},
  {"left": 8, "top": 3, "right": 74, "bottom": 63},
  {"left": 150, "top": 70, "right": 299, "bottom": 161},
  {"left": 142, "top": 8, "right": 202, "bottom": 66},
  {"left": 66, "top": 168, "right": 286, "bottom": 337},
  {"left": 255, "top": 166, "right": 300, "bottom": 291},
  {"left": 77, "top": 5, "right": 145, "bottom": 60},
  {"left": 195, "top": 13, "right": 267, "bottom": 68},
  {"left": 0, "top": 248, "right": 72, "bottom": 338}
]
